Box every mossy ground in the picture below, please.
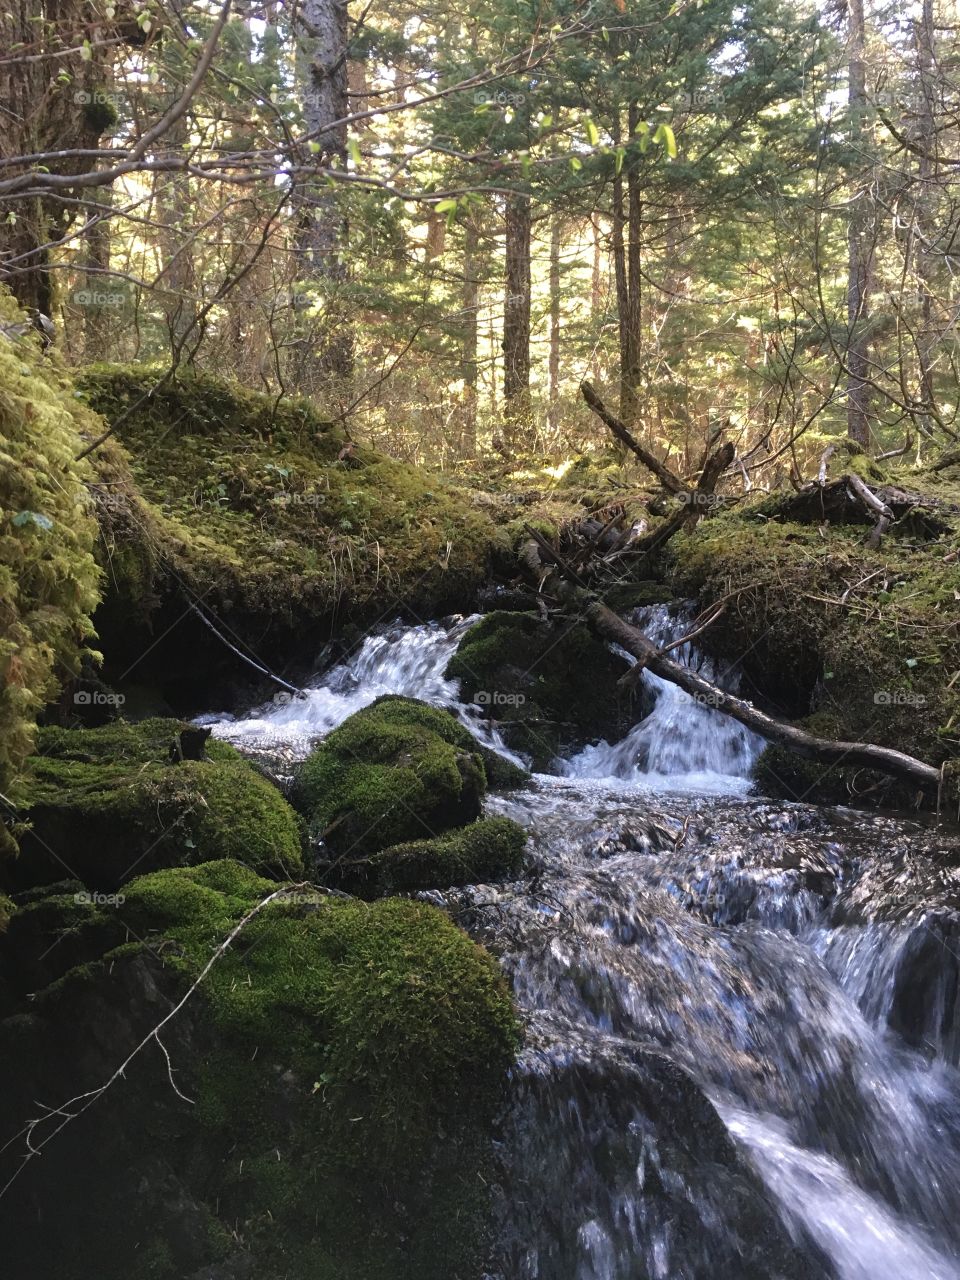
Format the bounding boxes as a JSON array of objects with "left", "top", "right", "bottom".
[
  {"left": 0, "top": 858, "right": 519, "bottom": 1280},
  {"left": 75, "top": 366, "right": 513, "bottom": 702},
  {"left": 9, "top": 718, "right": 303, "bottom": 889},
  {"left": 669, "top": 474, "right": 960, "bottom": 806}
]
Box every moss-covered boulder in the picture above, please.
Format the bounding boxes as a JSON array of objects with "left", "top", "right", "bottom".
[
  {"left": 357, "top": 814, "right": 527, "bottom": 896},
  {"left": 294, "top": 696, "right": 494, "bottom": 858},
  {"left": 0, "top": 859, "right": 519, "bottom": 1280},
  {"left": 9, "top": 719, "right": 303, "bottom": 890},
  {"left": 75, "top": 365, "right": 511, "bottom": 706},
  {"left": 446, "top": 611, "right": 636, "bottom": 770},
  {"left": 0, "top": 290, "right": 102, "bottom": 854}
]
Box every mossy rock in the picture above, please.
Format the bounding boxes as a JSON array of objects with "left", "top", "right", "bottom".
[
  {"left": 354, "top": 815, "right": 527, "bottom": 896},
  {"left": 0, "top": 859, "right": 519, "bottom": 1279},
  {"left": 293, "top": 696, "right": 492, "bottom": 857},
  {"left": 9, "top": 720, "right": 302, "bottom": 891},
  {"left": 446, "top": 611, "right": 635, "bottom": 770},
  {"left": 0, "top": 290, "right": 102, "bottom": 854}
]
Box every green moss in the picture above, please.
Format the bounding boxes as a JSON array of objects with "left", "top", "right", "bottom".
[
  {"left": 76, "top": 365, "right": 505, "bottom": 646},
  {"left": 12, "top": 722, "right": 302, "bottom": 890},
  {"left": 33, "top": 717, "right": 239, "bottom": 766},
  {"left": 110, "top": 858, "right": 517, "bottom": 1274},
  {"left": 0, "top": 892, "right": 12, "bottom": 932},
  {"left": 356, "top": 815, "right": 527, "bottom": 895},
  {"left": 118, "top": 856, "right": 519, "bottom": 1147},
  {"left": 0, "top": 289, "right": 101, "bottom": 853},
  {"left": 446, "top": 611, "right": 634, "bottom": 770},
  {"left": 293, "top": 696, "right": 487, "bottom": 856},
  {"left": 670, "top": 503, "right": 960, "bottom": 805}
]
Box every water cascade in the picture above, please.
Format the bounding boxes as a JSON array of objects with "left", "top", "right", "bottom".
[{"left": 206, "top": 610, "right": 960, "bottom": 1280}]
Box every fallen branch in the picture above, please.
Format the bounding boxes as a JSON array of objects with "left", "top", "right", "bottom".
[
  {"left": 580, "top": 381, "right": 688, "bottom": 495},
  {"left": 627, "top": 440, "right": 734, "bottom": 556},
  {"left": 515, "top": 543, "right": 941, "bottom": 792},
  {"left": 618, "top": 601, "right": 726, "bottom": 693},
  {"left": 843, "top": 472, "right": 894, "bottom": 549},
  {"left": 187, "top": 600, "right": 306, "bottom": 698},
  {"left": 877, "top": 431, "right": 914, "bottom": 462},
  {"left": 587, "top": 598, "right": 939, "bottom": 788}
]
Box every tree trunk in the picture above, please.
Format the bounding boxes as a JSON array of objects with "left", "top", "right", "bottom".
[
  {"left": 0, "top": 0, "right": 113, "bottom": 316},
  {"left": 622, "top": 101, "right": 643, "bottom": 425},
  {"left": 503, "top": 192, "right": 532, "bottom": 443},
  {"left": 914, "top": 0, "right": 938, "bottom": 437},
  {"left": 610, "top": 112, "right": 630, "bottom": 428},
  {"left": 547, "top": 214, "right": 562, "bottom": 433},
  {"left": 80, "top": 184, "right": 114, "bottom": 362},
  {"left": 461, "top": 217, "right": 480, "bottom": 457},
  {"left": 846, "top": 0, "right": 872, "bottom": 447},
  {"left": 156, "top": 110, "right": 199, "bottom": 359},
  {"left": 294, "top": 0, "right": 352, "bottom": 385}
]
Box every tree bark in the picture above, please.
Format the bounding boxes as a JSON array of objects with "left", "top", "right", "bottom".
[
  {"left": 461, "top": 216, "right": 480, "bottom": 457},
  {"left": 503, "top": 192, "right": 532, "bottom": 440},
  {"left": 846, "top": 0, "right": 872, "bottom": 447},
  {"left": 294, "top": 0, "right": 352, "bottom": 384},
  {"left": 547, "top": 214, "right": 563, "bottom": 434}
]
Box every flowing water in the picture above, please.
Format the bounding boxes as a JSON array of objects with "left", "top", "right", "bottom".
[{"left": 203, "top": 608, "right": 960, "bottom": 1280}]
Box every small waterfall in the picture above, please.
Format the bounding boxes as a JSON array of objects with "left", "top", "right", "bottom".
[
  {"left": 200, "top": 615, "right": 520, "bottom": 765},
  {"left": 563, "top": 604, "right": 765, "bottom": 793},
  {"left": 198, "top": 614, "right": 960, "bottom": 1280},
  {"left": 723, "top": 1105, "right": 960, "bottom": 1280}
]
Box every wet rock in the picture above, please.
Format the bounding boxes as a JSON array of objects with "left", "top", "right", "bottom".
[
  {"left": 445, "top": 611, "right": 644, "bottom": 771},
  {"left": 488, "top": 1041, "right": 830, "bottom": 1280}
]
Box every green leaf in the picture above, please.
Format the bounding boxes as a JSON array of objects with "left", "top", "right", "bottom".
[
  {"left": 347, "top": 136, "right": 361, "bottom": 166},
  {"left": 569, "top": 156, "right": 583, "bottom": 172},
  {"left": 586, "top": 119, "right": 599, "bottom": 147},
  {"left": 614, "top": 146, "right": 625, "bottom": 174},
  {"left": 653, "top": 122, "right": 677, "bottom": 158},
  {"left": 434, "top": 198, "right": 458, "bottom": 213}
]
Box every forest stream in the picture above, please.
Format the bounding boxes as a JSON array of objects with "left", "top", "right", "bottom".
[{"left": 201, "top": 608, "right": 960, "bottom": 1280}]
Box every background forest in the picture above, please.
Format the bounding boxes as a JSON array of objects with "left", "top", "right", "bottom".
[{"left": 2, "top": 0, "right": 959, "bottom": 475}]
